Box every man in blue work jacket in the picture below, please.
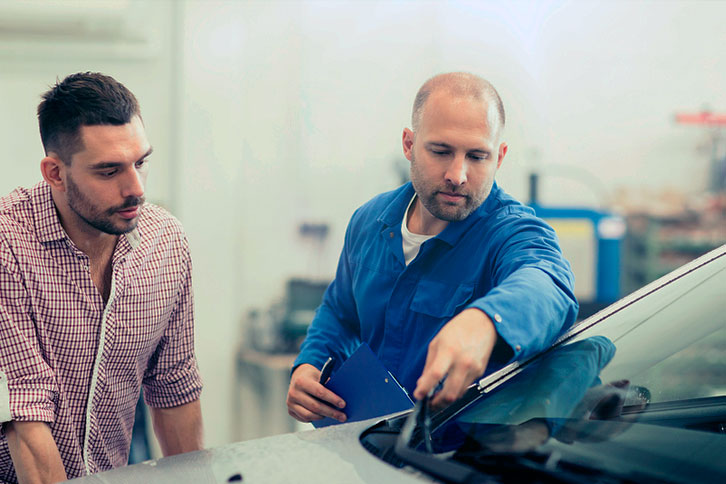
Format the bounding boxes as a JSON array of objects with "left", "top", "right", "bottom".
[{"left": 287, "top": 72, "right": 578, "bottom": 423}]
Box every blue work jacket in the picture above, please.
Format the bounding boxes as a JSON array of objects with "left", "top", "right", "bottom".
[{"left": 294, "top": 182, "right": 578, "bottom": 394}]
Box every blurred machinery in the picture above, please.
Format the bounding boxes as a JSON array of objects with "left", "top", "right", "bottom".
[
  {"left": 621, "top": 206, "right": 726, "bottom": 295},
  {"left": 244, "top": 221, "right": 332, "bottom": 354},
  {"left": 236, "top": 277, "right": 330, "bottom": 440},
  {"left": 235, "top": 222, "right": 332, "bottom": 440},
  {"left": 245, "top": 277, "right": 330, "bottom": 354},
  {"left": 619, "top": 110, "right": 726, "bottom": 295}
]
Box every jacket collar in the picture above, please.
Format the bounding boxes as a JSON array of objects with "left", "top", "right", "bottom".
[{"left": 377, "top": 181, "right": 502, "bottom": 247}]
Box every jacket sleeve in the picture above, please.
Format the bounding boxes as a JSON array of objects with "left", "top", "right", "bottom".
[
  {"left": 293, "top": 219, "right": 362, "bottom": 372},
  {"left": 467, "top": 211, "right": 579, "bottom": 363}
]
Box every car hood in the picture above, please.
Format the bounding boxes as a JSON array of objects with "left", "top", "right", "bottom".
[{"left": 69, "top": 416, "right": 427, "bottom": 484}]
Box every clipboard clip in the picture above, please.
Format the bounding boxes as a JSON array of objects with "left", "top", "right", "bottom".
[{"left": 319, "top": 356, "right": 336, "bottom": 384}]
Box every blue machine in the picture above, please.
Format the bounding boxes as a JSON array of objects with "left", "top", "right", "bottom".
[{"left": 526, "top": 174, "right": 624, "bottom": 318}]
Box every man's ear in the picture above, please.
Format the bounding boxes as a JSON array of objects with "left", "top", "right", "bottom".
[
  {"left": 496, "top": 142, "right": 508, "bottom": 169},
  {"left": 402, "top": 128, "right": 415, "bottom": 162},
  {"left": 40, "top": 155, "right": 67, "bottom": 192}
]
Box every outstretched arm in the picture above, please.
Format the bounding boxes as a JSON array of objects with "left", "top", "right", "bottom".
[{"left": 415, "top": 215, "right": 578, "bottom": 406}]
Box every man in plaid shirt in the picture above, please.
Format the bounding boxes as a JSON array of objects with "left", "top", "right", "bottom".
[{"left": 0, "top": 72, "right": 203, "bottom": 483}]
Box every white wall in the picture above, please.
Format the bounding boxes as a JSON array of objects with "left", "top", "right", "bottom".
[
  {"left": 2, "top": 0, "right": 726, "bottom": 449},
  {"left": 0, "top": 0, "right": 177, "bottom": 205}
]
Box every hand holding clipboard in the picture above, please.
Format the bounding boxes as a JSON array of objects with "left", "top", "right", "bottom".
[{"left": 313, "top": 343, "right": 414, "bottom": 428}]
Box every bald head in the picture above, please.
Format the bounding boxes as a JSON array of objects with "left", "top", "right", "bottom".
[{"left": 411, "top": 72, "right": 505, "bottom": 135}]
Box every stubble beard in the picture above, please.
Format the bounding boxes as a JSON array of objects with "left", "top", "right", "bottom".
[
  {"left": 409, "top": 153, "right": 489, "bottom": 223},
  {"left": 66, "top": 174, "right": 143, "bottom": 235}
]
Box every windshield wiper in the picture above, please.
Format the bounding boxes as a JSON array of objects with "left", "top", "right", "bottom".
[
  {"left": 390, "top": 400, "right": 666, "bottom": 484},
  {"left": 393, "top": 396, "right": 497, "bottom": 483}
]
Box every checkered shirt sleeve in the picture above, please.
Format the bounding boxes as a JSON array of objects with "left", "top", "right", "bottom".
[
  {"left": 0, "top": 246, "right": 58, "bottom": 429},
  {"left": 142, "top": 236, "right": 203, "bottom": 408}
]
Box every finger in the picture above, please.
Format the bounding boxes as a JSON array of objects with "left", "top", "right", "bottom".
[
  {"left": 430, "top": 358, "right": 472, "bottom": 407},
  {"left": 287, "top": 391, "right": 313, "bottom": 423},
  {"left": 289, "top": 388, "right": 347, "bottom": 422},
  {"left": 287, "top": 404, "right": 323, "bottom": 423},
  {"left": 288, "top": 401, "right": 343, "bottom": 423},
  {"left": 297, "top": 378, "right": 346, "bottom": 410},
  {"left": 288, "top": 395, "right": 345, "bottom": 423},
  {"left": 413, "top": 346, "right": 453, "bottom": 400}
]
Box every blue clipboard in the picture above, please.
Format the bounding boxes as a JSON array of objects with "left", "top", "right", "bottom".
[{"left": 312, "top": 343, "right": 414, "bottom": 428}]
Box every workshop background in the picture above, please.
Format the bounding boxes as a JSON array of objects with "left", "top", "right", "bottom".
[{"left": 1, "top": 0, "right": 725, "bottom": 457}]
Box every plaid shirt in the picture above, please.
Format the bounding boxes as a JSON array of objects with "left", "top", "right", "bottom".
[{"left": 0, "top": 182, "right": 202, "bottom": 482}]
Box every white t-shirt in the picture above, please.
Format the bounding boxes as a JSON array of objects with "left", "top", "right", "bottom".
[{"left": 401, "top": 195, "right": 435, "bottom": 265}]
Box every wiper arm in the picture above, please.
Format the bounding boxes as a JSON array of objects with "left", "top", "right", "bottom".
[{"left": 393, "top": 398, "right": 496, "bottom": 484}]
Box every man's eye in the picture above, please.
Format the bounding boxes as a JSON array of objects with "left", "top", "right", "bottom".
[
  {"left": 469, "top": 154, "right": 488, "bottom": 161},
  {"left": 431, "top": 150, "right": 449, "bottom": 156},
  {"left": 100, "top": 170, "right": 117, "bottom": 177},
  {"left": 136, "top": 159, "right": 148, "bottom": 168}
]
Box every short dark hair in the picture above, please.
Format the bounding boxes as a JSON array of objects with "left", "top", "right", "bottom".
[
  {"left": 412, "top": 72, "right": 505, "bottom": 134},
  {"left": 37, "top": 72, "right": 140, "bottom": 164}
]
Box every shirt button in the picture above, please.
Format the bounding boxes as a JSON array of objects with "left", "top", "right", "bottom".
[
  {"left": 493, "top": 313, "right": 503, "bottom": 323},
  {"left": 515, "top": 345, "right": 522, "bottom": 352},
  {"left": 389, "top": 231, "right": 394, "bottom": 238}
]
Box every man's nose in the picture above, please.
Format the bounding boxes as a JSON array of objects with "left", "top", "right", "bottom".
[
  {"left": 444, "top": 155, "right": 467, "bottom": 186},
  {"left": 121, "top": 167, "right": 145, "bottom": 199}
]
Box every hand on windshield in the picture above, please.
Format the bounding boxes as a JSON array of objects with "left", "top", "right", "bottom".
[
  {"left": 414, "top": 308, "right": 498, "bottom": 407},
  {"left": 287, "top": 363, "right": 347, "bottom": 423}
]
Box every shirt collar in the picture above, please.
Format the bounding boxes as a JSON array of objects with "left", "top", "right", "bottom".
[
  {"left": 378, "top": 181, "right": 502, "bottom": 247},
  {"left": 32, "top": 181, "right": 69, "bottom": 244},
  {"left": 31, "top": 180, "right": 141, "bottom": 251},
  {"left": 379, "top": 182, "right": 417, "bottom": 227},
  {"left": 125, "top": 227, "right": 141, "bottom": 249}
]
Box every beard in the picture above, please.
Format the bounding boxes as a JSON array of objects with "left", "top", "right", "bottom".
[
  {"left": 66, "top": 174, "right": 144, "bottom": 235},
  {"left": 409, "top": 152, "right": 491, "bottom": 223}
]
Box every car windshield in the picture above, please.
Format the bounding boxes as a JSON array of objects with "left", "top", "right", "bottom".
[{"left": 363, "top": 246, "right": 726, "bottom": 484}]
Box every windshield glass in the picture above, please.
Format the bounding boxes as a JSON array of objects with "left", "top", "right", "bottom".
[{"left": 406, "top": 249, "right": 726, "bottom": 483}]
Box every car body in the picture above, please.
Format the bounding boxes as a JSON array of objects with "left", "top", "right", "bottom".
[{"left": 71, "top": 244, "right": 726, "bottom": 484}]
